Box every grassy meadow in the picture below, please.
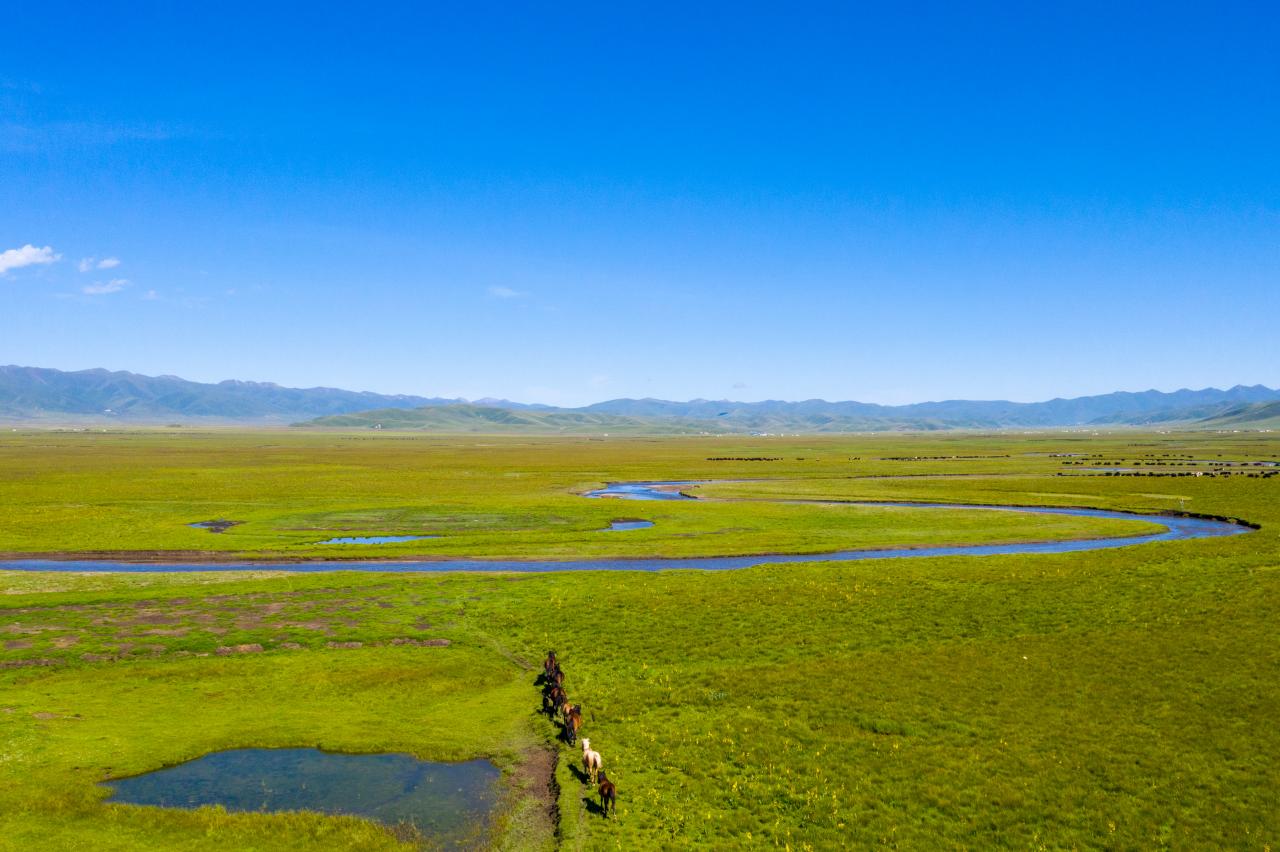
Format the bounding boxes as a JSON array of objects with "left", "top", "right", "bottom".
[{"left": 1, "top": 428, "right": 1277, "bottom": 849}]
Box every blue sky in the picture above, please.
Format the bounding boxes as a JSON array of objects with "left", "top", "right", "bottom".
[{"left": 2, "top": 2, "right": 1277, "bottom": 406}]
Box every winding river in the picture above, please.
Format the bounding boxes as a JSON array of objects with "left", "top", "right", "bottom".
[{"left": 0, "top": 481, "right": 1253, "bottom": 573}]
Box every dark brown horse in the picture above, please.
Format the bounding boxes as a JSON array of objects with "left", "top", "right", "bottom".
[
  {"left": 541, "top": 669, "right": 564, "bottom": 709},
  {"left": 543, "top": 650, "right": 558, "bottom": 678},
  {"left": 597, "top": 771, "right": 616, "bottom": 818},
  {"left": 545, "top": 685, "right": 567, "bottom": 718}
]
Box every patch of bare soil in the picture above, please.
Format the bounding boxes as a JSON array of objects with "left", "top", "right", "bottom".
[
  {"left": 3, "top": 624, "right": 60, "bottom": 635},
  {"left": 215, "top": 643, "right": 263, "bottom": 655},
  {"left": 512, "top": 745, "right": 559, "bottom": 845},
  {"left": 284, "top": 620, "right": 333, "bottom": 633},
  {"left": 129, "top": 611, "right": 182, "bottom": 626}
]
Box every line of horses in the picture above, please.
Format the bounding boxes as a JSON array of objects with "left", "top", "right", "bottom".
[{"left": 540, "top": 650, "right": 616, "bottom": 819}]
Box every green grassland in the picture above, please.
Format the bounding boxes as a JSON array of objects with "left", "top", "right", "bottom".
[
  {"left": 0, "top": 431, "right": 1169, "bottom": 559},
  {"left": 1, "top": 429, "right": 1277, "bottom": 850}
]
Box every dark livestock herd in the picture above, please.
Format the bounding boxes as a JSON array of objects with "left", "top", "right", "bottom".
[{"left": 540, "top": 650, "right": 616, "bottom": 819}]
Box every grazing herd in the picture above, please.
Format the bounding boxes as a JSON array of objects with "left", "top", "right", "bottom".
[{"left": 541, "top": 650, "right": 616, "bottom": 819}]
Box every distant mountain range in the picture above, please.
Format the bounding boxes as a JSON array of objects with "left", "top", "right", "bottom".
[
  {"left": 575, "top": 386, "right": 1280, "bottom": 429},
  {"left": 0, "top": 365, "right": 530, "bottom": 422},
  {"left": 2, "top": 365, "right": 1277, "bottom": 432}
]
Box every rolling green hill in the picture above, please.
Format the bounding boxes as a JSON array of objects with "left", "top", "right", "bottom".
[
  {"left": 1193, "top": 400, "right": 1280, "bottom": 429},
  {"left": 293, "top": 404, "right": 954, "bottom": 433},
  {"left": 294, "top": 404, "right": 712, "bottom": 434}
]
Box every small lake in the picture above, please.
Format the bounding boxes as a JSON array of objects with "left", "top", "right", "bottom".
[
  {"left": 103, "top": 748, "right": 499, "bottom": 846},
  {"left": 603, "top": 520, "right": 654, "bottom": 531},
  {"left": 317, "top": 535, "right": 436, "bottom": 545}
]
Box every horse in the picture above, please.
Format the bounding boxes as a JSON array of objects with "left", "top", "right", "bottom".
[
  {"left": 581, "top": 738, "right": 602, "bottom": 785},
  {"left": 543, "top": 650, "right": 558, "bottom": 678},
  {"left": 563, "top": 703, "right": 582, "bottom": 746},
  {"left": 597, "top": 771, "right": 616, "bottom": 818},
  {"left": 546, "top": 685, "right": 567, "bottom": 718},
  {"left": 539, "top": 666, "right": 563, "bottom": 690}
]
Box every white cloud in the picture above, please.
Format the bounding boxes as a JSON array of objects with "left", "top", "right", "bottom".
[
  {"left": 487, "top": 285, "right": 523, "bottom": 299},
  {"left": 0, "top": 244, "right": 60, "bottom": 275},
  {"left": 141, "top": 289, "right": 159, "bottom": 300},
  {"left": 82, "top": 278, "right": 129, "bottom": 295},
  {"left": 79, "top": 256, "right": 121, "bottom": 272}
]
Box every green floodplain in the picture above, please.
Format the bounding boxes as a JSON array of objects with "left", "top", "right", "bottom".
[{"left": 0, "top": 429, "right": 1277, "bottom": 849}]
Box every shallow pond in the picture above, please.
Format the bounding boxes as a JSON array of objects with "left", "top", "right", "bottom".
[
  {"left": 602, "top": 520, "right": 654, "bottom": 531},
  {"left": 103, "top": 748, "right": 499, "bottom": 845}
]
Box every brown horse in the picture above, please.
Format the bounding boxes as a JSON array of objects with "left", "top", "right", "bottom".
[
  {"left": 543, "top": 650, "right": 558, "bottom": 678},
  {"left": 545, "top": 685, "right": 567, "bottom": 718},
  {"left": 541, "top": 669, "right": 564, "bottom": 710},
  {"left": 563, "top": 703, "right": 582, "bottom": 746},
  {"left": 597, "top": 771, "right": 616, "bottom": 818}
]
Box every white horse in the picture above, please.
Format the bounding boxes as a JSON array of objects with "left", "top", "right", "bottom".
[{"left": 581, "top": 737, "right": 602, "bottom": 785}]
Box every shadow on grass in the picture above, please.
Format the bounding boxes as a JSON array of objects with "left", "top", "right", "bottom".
[{"left": 584, "top": 796, "right": 605, "bottom": 817}]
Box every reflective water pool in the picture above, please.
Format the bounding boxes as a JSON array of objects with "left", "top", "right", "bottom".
[
  {"left": 103, "top": 748, "right": 500, "bottom": 845},
  {"left": 603, "top": 520, "right": 655, "bottom": 531}
]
